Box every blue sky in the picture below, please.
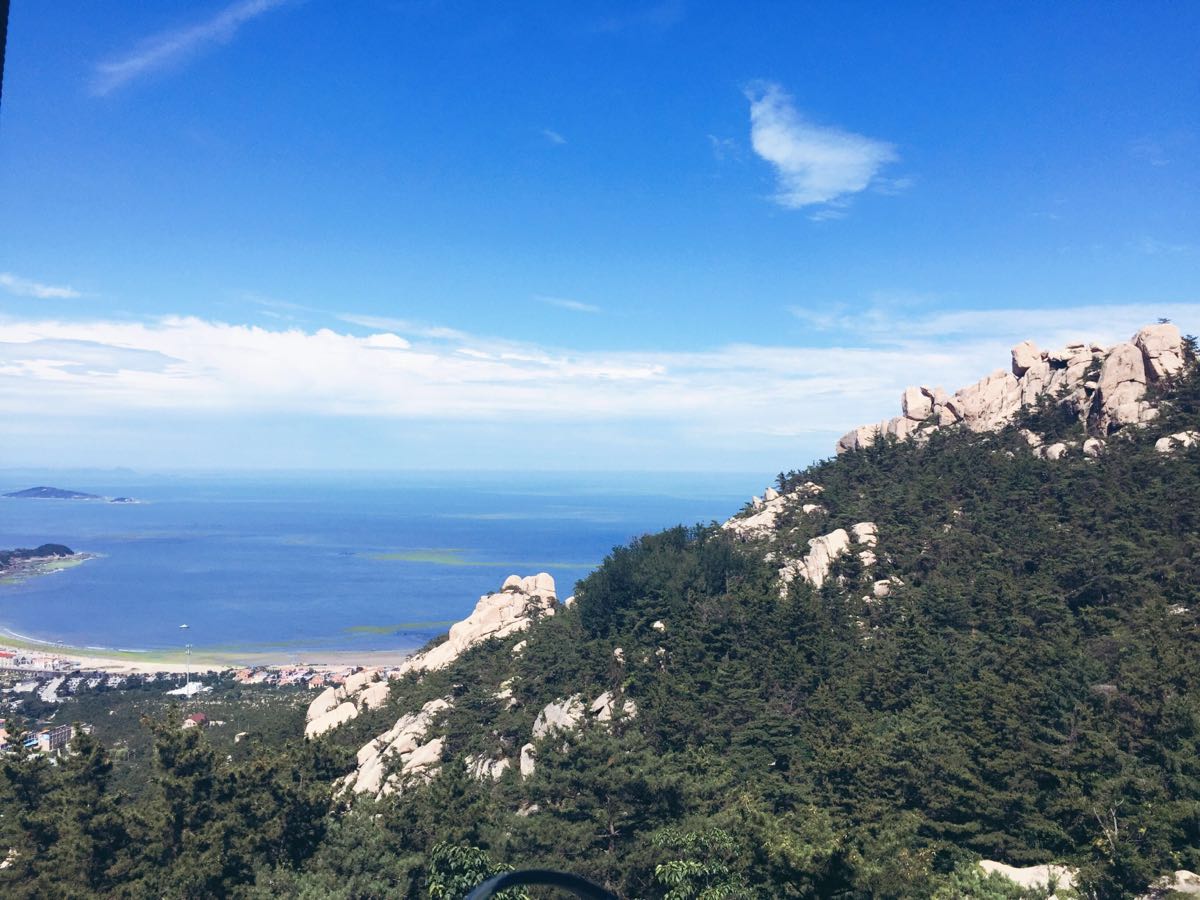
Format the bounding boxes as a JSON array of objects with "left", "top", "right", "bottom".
[{"left": 1, "top": 1, "right": 1197, "bottom": 471}]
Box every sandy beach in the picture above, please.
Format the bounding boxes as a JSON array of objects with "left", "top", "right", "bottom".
[{"left": 0, "top": 631, "right": 417, "bottom": 676}]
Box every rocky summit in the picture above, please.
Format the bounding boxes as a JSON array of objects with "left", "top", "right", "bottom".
[{"left": 836, "top": 322, "right": 1186, "bottom": 454}]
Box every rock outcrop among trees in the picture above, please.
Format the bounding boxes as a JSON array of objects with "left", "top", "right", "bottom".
[
  {"left": 4, "top": 321, "right": 1198, "bottom": 898},
  {"left": 837, "top": 323, "right": 1186, "bottom": 453}
]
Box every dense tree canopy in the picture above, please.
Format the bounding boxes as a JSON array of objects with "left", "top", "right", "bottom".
[{"left": 2, "top": 357, "right": 1197, "bottom": 898}]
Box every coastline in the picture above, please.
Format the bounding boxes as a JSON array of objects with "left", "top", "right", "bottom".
[
  {"left": 0, "top": 629, "right": 418, "bottom": 676},
  {"left": 1, "top": 553, "right": 423, "bottom": 674},
  {"left": 0, "top": 551, "right": 96, "bottom": 586}
]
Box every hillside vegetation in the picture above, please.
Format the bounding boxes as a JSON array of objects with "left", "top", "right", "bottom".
[{"left": 1, "top": 341, "right": 1197, "bottom": 898}]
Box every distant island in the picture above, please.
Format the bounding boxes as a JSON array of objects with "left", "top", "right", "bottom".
[
  {"left": 0, "top": 543, "right": 74, "bottom": 569},
  {"left": 4, "top": 486, "right": 101, "bottom": 500},
  {"left": 3, "top": 486, "right": 138, "bottom": 504},
  {"left": 0, "top": 544, "right": 89, "bottom": 584}
]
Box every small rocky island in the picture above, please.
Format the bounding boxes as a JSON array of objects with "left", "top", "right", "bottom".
[
  {"left": 4, "top": 486, "right": 138, "bottom": 504},
  {"left": 0, "top": 544, "right": 80, "bottom": 580}
]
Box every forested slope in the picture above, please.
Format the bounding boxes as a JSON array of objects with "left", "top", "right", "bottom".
[{"left": 1, "top": 336, "right": 1197, "bottom": 899}]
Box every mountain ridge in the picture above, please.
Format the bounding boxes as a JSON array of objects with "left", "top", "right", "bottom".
[
  {"left": 836, "top": 322, "right": 1188, "bottom": 455},
  {"left": 296, "top": 320, "right": 1199, "bottom": 898}
]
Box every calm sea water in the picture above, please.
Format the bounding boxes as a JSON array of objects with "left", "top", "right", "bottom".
[{"left": 0, "top": 471, "right": 761, "bottom": 659}]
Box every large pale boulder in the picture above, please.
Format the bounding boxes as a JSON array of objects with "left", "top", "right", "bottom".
[
  {"left": 533, "top": 695, "right": 585, "bottom": 738},
  {"left": 590, "top": 691, "right": 616, "bottom": 721},
  {"left": 850, "top": 522, "right": 878, "bottom": 546},
  {"left": 1044, "top": 442, "right": 1068, "bottom": 461},
  {"left": 342, "top": 669, "right": 378, "bottom": 695},
  {"left": 872, "top": 579, "right": 899, "bottom": 599},
  {"left": 953, "top": 369, "right": 1022, "bottom": 432},
  {"left": 1134, "top": 323, "right": 1186, "bottom": 381},
  {"left": 836, "top": 421, "right": 889, "bottom": 453},
  {"left": 979, "top": 860, "right": 1075, "bottom": 892},
  {"left": 791, "top": 528, "right": 851, "bottom": 590},
  {"left": 465, "top": 754, "right": 510, "bottom": 781},
  {"left": 306, "top": 686, "right": 342, "bottom": 723},
  {"left": 588, "top": 690, "right": 637, "bottom": 722},
  {"left": 1156, "top": 430, "right": 1200, "bottom": 454},
  {"left": 902, "top": 387, "right": 933, "bottom": 421},
  {"left": 526, "top": 572, "right": 556, "bottom": 596},
  {"left": 1011, "top": 340, "right": 1042, "bottom": 376},
  {"left": 359, "top": 681, "right": 390, "bottom": 710},
  {"left": 346, "top": 698, "right": 450, "bottom": 795},
  {"left": 397, "top": 574, "right": 557, "bottom": 675},
  {"left": 519, "top": 743, "right": 537, "bottom": 778},
  {"left": 723, "top": 484, "right": 830, "bottom": 539},
  {"left": 723, "top": 491, "right": 788, "bottom": 540},
  {"left": 305, "top": 701, "right": 358, "bottom": 739},
  {"left": 778, "top": 525, "right": 878, "bottom": 594},
  {"left": 402, "top": 737, "right": 444, "bottom": 774},
  {"left": 1098, "top": 342, "right": 1149, "bottom": 430},
  {"left": 1017, "top": 359, "right": 1053, "bottom": 408},
  {"left": 886, "top": 415, "right": 919, "bottom": 441},
  {"left": 1144, "top": 870, "right": 1200, "bottom": 896}
]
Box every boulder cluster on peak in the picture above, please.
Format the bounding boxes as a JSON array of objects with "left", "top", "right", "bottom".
[
  {"left": 398, "top": 572, "right": 559, "bottom": 675},
  {"left": 836, "top": 322, "right": 1187, "bottom": 455}
]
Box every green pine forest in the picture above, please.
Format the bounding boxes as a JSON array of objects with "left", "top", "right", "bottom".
[{"left": 2, "top": 345, "right": 1198, "bottom": 899}]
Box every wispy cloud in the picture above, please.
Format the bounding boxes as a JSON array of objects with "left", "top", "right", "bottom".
[
  {"left": 336, "top": 313, "right": 471, "bottom": 342},
  {"left": 0, "top": 272, "right": 82, "bottom": 300},
  {"left": 707, "top": 134, "right": 740, "bottom": 162},
  {"left": 872, "top": 175, "right": 914, "bottom": 196},
  {"left": 537, "top": 295, "right": 600, "bottom": 314},
  {"left": 790, "top": 299, "right": 1200, "bottom": 354},
  {"left": 1130, "top": 137, "right": 1170, "bottom": 167},
  {"left": 91, "top": 0, "right": 292, "bottom": 96},
  {"left": 593, "top": 1, "right": 685, "bottom": 34},
  {"left": 542, "top": 128, "right": 567, "bottom": 146},
  {"left": 1, "top": 303, "right": 1195, "bottom": 454},
  {"left": 746, "top": 81, "right": 897, "bottom": 214},
  {"left": 1133, "top": 236, "right": 1194, "bottom": 256}
]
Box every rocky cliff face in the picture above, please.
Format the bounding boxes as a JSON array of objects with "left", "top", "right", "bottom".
[
  {"left": 302, "top": 572, "right": 642, "bottom": 798},
  {"left": 836, "top": 323, "right": 1187, "bottom": 454},
  {"left": 395, "top": 572, "right": 559, "bottom": 675},
  {"left": 714, "top": 322, "right": 1195, "bottom": 604}
]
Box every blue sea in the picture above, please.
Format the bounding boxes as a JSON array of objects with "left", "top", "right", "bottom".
[{"left": 0, "top": 471, "right": 762, "bottom": 661}]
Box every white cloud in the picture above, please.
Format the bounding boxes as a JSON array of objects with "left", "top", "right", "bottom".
[
  {"left": 0, "top": 272, "right": 82, "bottom": 299},
  {"left": 92, "top": 0, "right": 292, "bottom": 96},
  {"left": 788, "top": 300, "right": 1200, "bottom": 383},
  {"left": 746, "top": 82, "right": 897, "bottom": 211},
  {"left": 707, "top": 134, "right": 740, "bottom": 162},
  {"left": 1, "top": 303, "right": 1194, "bottom": 457},
  {"left": 537, "top": 295, "right": 601, "bottom": 314},
  {"left": 594, "top": 1, "right": 685, "bottom": 34},
  {"left": 1130, "top": 138, "right": 1169, "bottom": 167},
  {"left": 542, "top": 128, "right": 567, "bottom": 145},
  {"left": 1134, "top": 237, "right": 1193, "bottom": 256},
  {"left": 337, "top": 313, "right": 471, "bottom": 342},
  {"left": 363, "top": 332, "right": 412, "bottom": 350}
]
